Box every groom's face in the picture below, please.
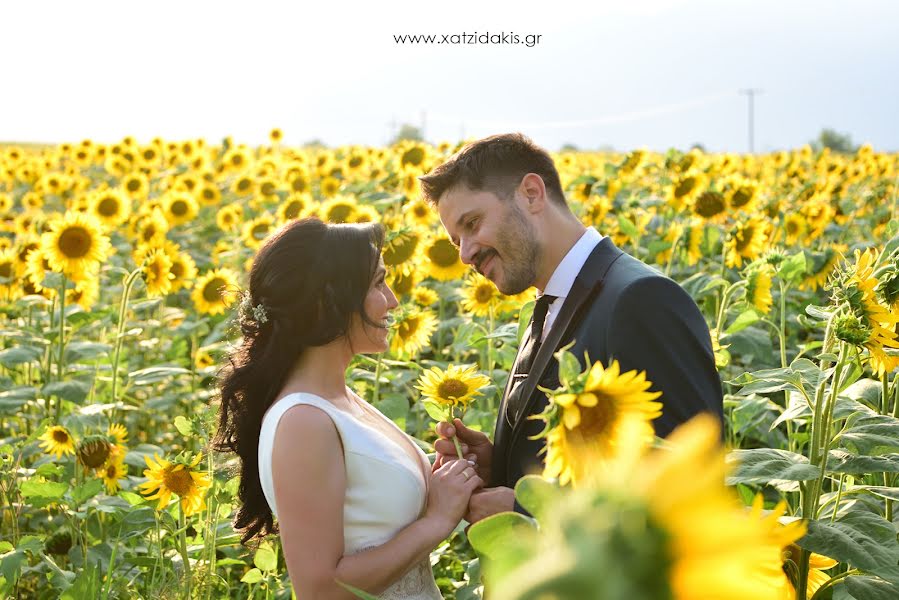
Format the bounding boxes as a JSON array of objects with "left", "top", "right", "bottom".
[{"left": 438, "top": 185, "right": 539, "bottom": 295}]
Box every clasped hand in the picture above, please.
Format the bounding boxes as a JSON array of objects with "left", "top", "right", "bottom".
[{"left": 433, "top": 419, "right": 515, "bottom": 524}]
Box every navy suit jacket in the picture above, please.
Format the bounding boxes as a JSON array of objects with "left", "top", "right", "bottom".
[{"left": 490, "top": 235, "right": 724, "bottom": 490}]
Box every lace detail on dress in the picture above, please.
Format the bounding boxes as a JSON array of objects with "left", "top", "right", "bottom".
[{"left": 354, "top": 546, "right": 442, "bottom": 599}]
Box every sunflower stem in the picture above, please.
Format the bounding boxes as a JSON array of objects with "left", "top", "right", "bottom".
[
  {"left": 55, "top": 274, "right": 67, "bottom": 421},
  {"left": 372, "top": 352, "right": 383, "bottom": 405},
  {"left": 110, "top": 268, "right": 143, "bottom": 420},
  {"left": 448, "top": 407, "right": 463, "bottom": 460},
  {"left": 205, "top": 450, "right": 218, "bottom": 600},
  {"left": 892, "top": 372, "right": 899, "bottom": 419},
  {"left": 178, "top": 503, "right": 192, "bottom": 597}
]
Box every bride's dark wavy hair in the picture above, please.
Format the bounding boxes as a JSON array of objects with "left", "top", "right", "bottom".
[{"left": 212, "top": 216, "right": 385, "bottom": 544}]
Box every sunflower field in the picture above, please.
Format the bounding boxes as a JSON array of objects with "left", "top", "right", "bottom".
[{"left": 0, "top": 134, "right": 897, "bottom": 599}]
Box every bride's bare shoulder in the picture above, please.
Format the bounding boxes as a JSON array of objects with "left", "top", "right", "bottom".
[{"left": 273, "top": 404, "right": 343, "bottom": 459}]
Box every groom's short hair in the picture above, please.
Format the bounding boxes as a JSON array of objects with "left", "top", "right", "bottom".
[{"left": 419, "top": 133, "right": 567, "bottom": 207}]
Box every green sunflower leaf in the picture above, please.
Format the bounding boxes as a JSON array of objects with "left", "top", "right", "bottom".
[
  {"left": 799, "top": 510, "right": 899, "bottom": 585},
  {"left": 726, "top": 448, "right": 821, "bottom": 484}
]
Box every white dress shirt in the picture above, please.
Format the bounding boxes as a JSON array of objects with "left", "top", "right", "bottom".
[{"left": 538, "top": 228, "right": 604, "bottom": 342}]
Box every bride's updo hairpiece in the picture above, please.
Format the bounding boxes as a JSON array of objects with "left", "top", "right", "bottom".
[{"left": 237, "top": 291, "right": 269, "bottom": 327}]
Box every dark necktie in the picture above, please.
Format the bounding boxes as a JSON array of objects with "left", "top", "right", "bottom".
[
  {"left": 505, "top": 293, "right": 558, "bottom": 427},
  {"left": 518, "top": 294, "right": 558, "bottom": 373}
]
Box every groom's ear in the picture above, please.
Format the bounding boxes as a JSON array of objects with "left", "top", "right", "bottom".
[{"left": 519, "top": 173, "right": 547, "bottom": 215}]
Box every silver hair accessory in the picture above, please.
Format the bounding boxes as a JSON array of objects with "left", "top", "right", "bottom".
[
  {"left": 239, "top": 292, "right": 269, "bottom": 325},
  {"left": 252, "top": 303, "right": 269, "bottom": 324}
]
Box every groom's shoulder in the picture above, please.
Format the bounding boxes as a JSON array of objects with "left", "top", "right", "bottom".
[{"left": 587, "top": 249, "right": 693, "bottom": 312}]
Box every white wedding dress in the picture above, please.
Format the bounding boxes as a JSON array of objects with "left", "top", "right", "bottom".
[{"left": 258, "top": 392, "right": 443, "bottom": 599}]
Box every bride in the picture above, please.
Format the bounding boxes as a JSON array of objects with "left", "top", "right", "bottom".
[{"left": 213, "top": 217, "right": 482, "bottom": 598}]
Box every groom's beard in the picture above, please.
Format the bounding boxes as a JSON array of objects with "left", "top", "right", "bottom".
[{"left": 489, "top": 204, "right": 539, "bottom": 295}]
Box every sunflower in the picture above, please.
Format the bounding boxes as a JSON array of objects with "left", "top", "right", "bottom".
[
  {"left": 216, "top": 204, "right": 243, "bottom": 232},
  {"left": 412, "top": 286, "right": 439, "bottom": 307},
  {"left": 89, "top": 188, "right": 131, "bottom": 228},
  {"left": 66, "top": 276, "right": 100, "bottom": 311},
  {"left": 460, "top": 273, "right": 503, "bottom": 317},
  {"left": 107, "top": 423, "right": 128, "bottom": 446},
  {"left": 269, "top": 128, "right": 283, "bottom": 144},
  {"left": 197, "top": 182, "right": 221, "bottom": 206},
  {"left": 543, "top": 359, "right": 662, "bottom": 487},
  {"left": 727, "top": 178, "right": 759, "bottom": 213},
  {"left": 383, "top": 227, "right": 423, "bottom": 276},
  {"left": 277, "top": 194, "right": 309, "bottom": 223},
  {"left": 76, "top": 435, "right": 114, "bottom": 470},
  {"left": 195, "top": 348, "right": 215, "bottom": 370},
  {"left": 99, "top": 459, "right": 128, "bottom": 494},
  {"left": 746, "top": 264, "right": 774, "bottom": 314},
  {"left": 726, "top": 216, "right": 768, "bottom": 268},
  {"left": 349, "top": 204, "right": 380, "bottom": 224},
  {"left": 833, "top": 249, "right": 899, "bottom": 375},
  {"left": 121, "top": 173, "right": 149, "bottom": 199},
  {"left": 390, "top": 306, "right": 437, "bottom": 356},
  {"left": 133, "top": 209, "right": 170, "bottom": 247},
  {"left": 288, "top": 171, "right": 310, "bottom": 195},
  {"left": 580, "top": 196, "right": 613, "bottom": 227},
  {"left": 241, "top": 213, "right": 276, "bottom": 250},
  {"left": 416, "top": 364, "right": 490, "bottom": 410},
  {"left": 230, "top": 174, "right": 256, "bottom": 196},
  {"left": 192, "top": 268, "right": 239, "bottom": 315},
  {"left": 500, "top": 414, "right": 791, "bottom": 599},
  {"left": 387, "top": 268, "right": 422, "bottom": 299},
  {"left": 691, "top": 190, "right": 728, "bottom": 222},
  {"left": 40, "top": 211, "right": 111, "bottom": 281},
  {"left": 320, "top": 176, "right": 342, "bottom": 199},
  {"left": 423, "top": 234, "right": 467, "bottom": 281},
  {"left": 636, "top": 415, "right": 793, "bottom": 599},
  {"left": 134, "top": 246, "right": 175, "bottom": 297},
  {"left": 343, "top": 148, "right": 370, "bottom": 178},
  {"left": 162, "top": 191, "right": 199, "bottom": 227},
  {"left": 165, "top": 244, "right": 198, "bottom": 292},
  {"left": 668, "top": 171, "right": 706, "bottom": 211},
  {"left": 782, "top": 213, "right": 806, "bottom": 246},
  {"left": 397, "top": 141, "right": 430, "bottom": 174},
  {"left": 799, "top": 247, "right": 841, "bottom": 291},
  {"left": 39, "top": 426, "right": 76, "bottom": 459},
  {"left": 320, "top": 194, "right": 357, "bottom": 223},
  {"left": 747, "top": 494, "right": 829, "bottom": 599},
  {"left": 139, "top": 453, "right": 212, "bottom": 517},
  {"left": 0, "top": 248, "right": 18, "bottom": 298},
  {"left": 222, "top": 147, "right": 252, "bottom": 173}
]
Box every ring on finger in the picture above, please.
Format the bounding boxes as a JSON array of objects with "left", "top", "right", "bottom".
[{"left": 462, "top": 467, "right": 475, "bottom": 480}]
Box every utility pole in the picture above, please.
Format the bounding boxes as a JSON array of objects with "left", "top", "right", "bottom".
[{"left": 738, "top": 89, "right": 763, "bottom": 153}]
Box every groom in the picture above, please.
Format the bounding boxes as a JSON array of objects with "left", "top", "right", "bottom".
[{"left": 421, "top": 133, "right": 723, "bottom": 522}]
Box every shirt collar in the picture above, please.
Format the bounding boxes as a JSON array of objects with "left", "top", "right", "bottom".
[{"left": 541, "top": 228, "right": 604, "bottom": 300}]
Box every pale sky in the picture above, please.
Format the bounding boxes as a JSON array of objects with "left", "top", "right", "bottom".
[{"left": 2, "top": 0, "right": 897, "bottom": 152}]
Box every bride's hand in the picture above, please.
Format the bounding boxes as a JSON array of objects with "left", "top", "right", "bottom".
[{"left": 424, "top": 459, "right": 483, "bottom": 537}]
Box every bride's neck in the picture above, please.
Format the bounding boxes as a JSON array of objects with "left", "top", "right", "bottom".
[{"left": 283, "top": 338, "right": 353, "bottom": 399}]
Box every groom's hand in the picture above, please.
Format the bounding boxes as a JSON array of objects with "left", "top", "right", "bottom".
[
  {"left": 464, "top": 486, "right": 514, "bottom": 524},
  {"left": 434, "top": 418, "right": 493, "bottom": 483}
]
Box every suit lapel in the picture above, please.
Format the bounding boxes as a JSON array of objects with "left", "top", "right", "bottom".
[{"left": 505, "top": 237, "right": 625, "bottom": 446}]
